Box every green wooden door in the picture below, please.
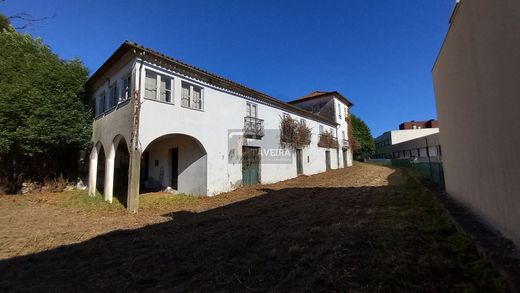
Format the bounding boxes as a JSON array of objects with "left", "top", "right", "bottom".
[
  {"left": 242, "top": 147, "right": 260, "bottom": 185},
  {"left": 296, "top": 149, "right": 303, "bottom": 175}
]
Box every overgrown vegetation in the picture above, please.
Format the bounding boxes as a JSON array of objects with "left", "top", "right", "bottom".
[
  {"left": 57, "top": 190, "right": 125, "bottom": 212},
  {"left": 279, "top": 115, "right": 312, "bottom": 149},
  {"left": 350, "top": 114, "right": 375, "bottom": 159},
  {"left": 317, "top": 130, "right": 339, "bottom": 149},
  {"left": 0, "top": 15, "right": 91, "bottom": 194}
]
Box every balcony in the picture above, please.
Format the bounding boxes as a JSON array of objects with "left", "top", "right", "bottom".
[
  {"left": 244, "top": 116, "right": 264, "bottom": 139},
  {"left": 318, "top": 132, "right": 339, "bottom": 149},
  {"left": 341, "top": 139, "right": 349, "bottom": 149}
]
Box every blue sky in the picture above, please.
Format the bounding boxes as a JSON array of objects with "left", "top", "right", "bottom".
[{"left": 1, "top": 0, "right": 454, "bottom": 137}]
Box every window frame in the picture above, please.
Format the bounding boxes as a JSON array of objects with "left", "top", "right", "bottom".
[
  {"left": 159, "top": 74, "right": 173, "bottom": 103},
  {"left": 144, "top": 70, "right": 158, "bottom": 100},
  {"left": 246, "top": 102, "right": 258, "bottom": 118},
  {"left": 108, "top": 82, "right": 118, "bottom": 109},
  {"left": 121, "top": 74, "right": 132, "bottom": 103},
  {"left": 181, "top": 81, "right": 204, "bottom": 111}
]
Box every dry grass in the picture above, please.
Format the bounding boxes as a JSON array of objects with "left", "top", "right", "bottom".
[{"left": 0, "top": 163, "right": 507, "bottom": 291}]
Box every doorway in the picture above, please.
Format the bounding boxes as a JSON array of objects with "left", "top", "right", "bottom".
[
  {"left": 242, "top": 146, "right": 260, "bottom": 185},
  {"left": 170, "top": 148, "right": 178, "bottom": 189},
  {"left": 296, "top": 149, "right": 303, "bottom": 175},
  {"left": 325, "top": 150, "right": 331, "bottom": 170}
]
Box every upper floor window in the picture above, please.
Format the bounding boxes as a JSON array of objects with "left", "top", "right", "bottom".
[
  {"left": 319, "top": 125, "right": 324, "bottom": 134},
  {"left": 344, "top": 107, "right": 348, "bottom": 118},
  {"left": 300, "top": 118, "right": 305, "bottom": 125},
  {"left": 145, "top": 70, "right": 173, "bottom": 103},
  {"left": 122, "top": 74, "right": 131, "bottom": 102},
  {"left": 181, "top": 81, "right": 203, "bottom": 110},
  {"left": 338, "top": 103, "right": 342, "bottom": 120},
  {"left": 145, "top": 71, "right": 157, "bottom": 100},
  {"left": 95, "top": 91, "right": 106, "bottom": 117},
  {"left": 246, "top": 102, "right": 257, "bottom": 117},
  {"left": 160, "top": 75, "right": 172, "bottom": 103},
  {"left": 108, "top": 83, "right": 118, "bottom": 109}
]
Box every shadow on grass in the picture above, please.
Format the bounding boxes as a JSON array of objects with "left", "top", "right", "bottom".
[{"left": 0, "top": 171, "right": 507, "bottom": 292}]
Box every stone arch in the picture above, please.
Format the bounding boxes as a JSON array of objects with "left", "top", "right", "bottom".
[{"left": 102, "top": 134, "right": 130, "bottom": 204}]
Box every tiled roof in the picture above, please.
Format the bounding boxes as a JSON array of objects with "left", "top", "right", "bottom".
[
  {"left": 86, "top": 41, "right": 340, "bottom": 126},
  {"left": 289, "top": 91, "right": 353, "bottom": 106}
]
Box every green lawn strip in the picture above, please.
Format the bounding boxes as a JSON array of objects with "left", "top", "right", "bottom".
[{"left": 396, "top": 168, "right": 508, "bottom": 292}]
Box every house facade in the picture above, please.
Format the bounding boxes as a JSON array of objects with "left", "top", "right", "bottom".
[
  {"left": 86, "top": 41, "right": 353, "bottom": 211},
  {"left": 433, "top": 0, "right": 520, "bottom": 246}
]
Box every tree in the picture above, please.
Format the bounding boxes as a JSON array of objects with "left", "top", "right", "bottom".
[
  {"left": 350, "top": 114, "right": 375, "bottom": 160},
  {"left": 0, "top": 19, "right": 91, "bottom": 193}
]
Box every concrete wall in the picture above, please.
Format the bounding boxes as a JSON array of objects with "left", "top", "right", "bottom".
[{"left": 432, "top": 0, "right": 520, "bottom": 246}]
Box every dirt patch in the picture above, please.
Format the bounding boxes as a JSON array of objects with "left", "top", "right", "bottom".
[{"left": 0, "top": 163, "right": 507, "bottom": 291}]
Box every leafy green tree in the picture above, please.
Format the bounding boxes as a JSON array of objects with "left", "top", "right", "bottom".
[
  {"left": 350, "top": 114, "right": 375, "bottom": 160},
  {"left": 0, "top": 13, "right": 9, "bottom": 31},
  {"left": 0, "top": 21, "right": 91, "bottom": 193}
]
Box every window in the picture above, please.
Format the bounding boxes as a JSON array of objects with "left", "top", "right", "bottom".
[
  {"left": 160, "top": 75, "right": 172, "bottom": 103},
  {"left": 283, "top": 113, "right": 290, "bottom": 119},
  {"left": 342, "top": 130, "right": 346, "bottom": 139},
  {"left": 300, "top": 118, "right": 305, "bottom": 125},
  {"left": 181, "top": 81, "right": 203, "bottom": 110},
  {"left": 96, "top": 91, "right": 106, "bottom": 116},
  {"left": 344, "top": 107, "right": 347, "bottom": 118},
  {"left": 246, "top": 102, "right": 257, "bottom": 117},
  {"left": 145, "top": 71, "right": 157, "bottom": 100},
  {"left": 109, "top": 83, "right": 118, "bottom": 109},
  {"left": 122, "top": 74, "right": 131, "bottom": 102},
  {"left": 338, "top": 103, "right": 342, "bottom": 119},
  {"left": 319, "top": 125, "right": 324, "bottom": 134}
]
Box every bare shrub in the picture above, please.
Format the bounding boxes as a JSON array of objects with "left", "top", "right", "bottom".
[{"left": 280, "top": 116, "right": 312, "bottom": 149}]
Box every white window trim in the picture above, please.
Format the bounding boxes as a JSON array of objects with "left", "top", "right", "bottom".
[
  {"left": 121, "top": 73, "right": 132, "bottom": 103},
  {"left": 144, "top": 70, "right": 175, "bottom": 104},
  {"left": 108, "top": 82, "right": 118, "bottom": 110},
  {"left": 246, "top": 102, "right": 258, "bottom": 118},
  {"left": 181, "top": 81, "right": 204, "bottom": 111}
]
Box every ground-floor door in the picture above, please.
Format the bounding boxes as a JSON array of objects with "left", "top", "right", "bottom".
[
  {"left": 342, "top": 149, "right": 348, "bottom": 167},
  {"left": 242, "top": 146, "right": 260, "bottom": 185},
  {"left": 296, "top": 149, "right": 303, "bottom": 175},
  {"left": 170, "top": 148, "right": 178, "bottom": 189},
  {"left": 325, "top": 150, "right": 331, "bottom": 170}
]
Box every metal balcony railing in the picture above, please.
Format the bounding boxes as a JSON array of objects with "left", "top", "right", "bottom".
[
  {"left": 318, "top": 133, "right": 339, "bottom": 149},
  {"left": 244, "top": 116, "right": 264, "bottom": 138}
]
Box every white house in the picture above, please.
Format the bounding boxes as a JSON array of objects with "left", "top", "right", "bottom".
[{"left": 86, "top": 41, "right": 353, "bottom": 212}]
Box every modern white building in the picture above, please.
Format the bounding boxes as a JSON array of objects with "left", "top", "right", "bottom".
[
  {"left": 86, "top": 41, "right": 353, "bottom": 211},
  {"left": 375, "top": 128, "right": 439, "bottom": 158}
]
